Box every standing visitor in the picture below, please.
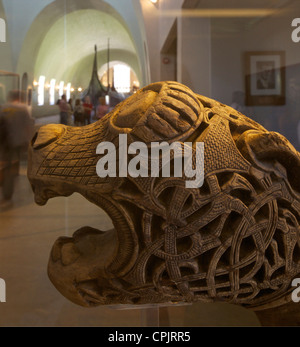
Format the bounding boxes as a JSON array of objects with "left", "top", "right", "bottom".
[
  {"left": 96, "top": 96, "right": 109, "bottom": 120},
  {"left": 0, "top": 90, "right": 34, "bottom": 200},
  {"left": 83, "top": 96, "right": 93, "bottom": 125},
  {"left": 73, "top": 99, "right": 85, "bottom": 126},
  {"left": 67, "top": 98, "right": 74, "bottom": 125},
  {"left": 58, "top": 94, "right": 69, "bottom": 125}
]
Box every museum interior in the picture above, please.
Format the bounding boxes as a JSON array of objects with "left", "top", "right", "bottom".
[{"left": 1, "top": 0, "right": 300, "bottom": 327}]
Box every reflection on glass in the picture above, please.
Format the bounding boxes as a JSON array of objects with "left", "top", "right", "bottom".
[{"left": 0, "top": 0, "right": 300, "bottom": 328}]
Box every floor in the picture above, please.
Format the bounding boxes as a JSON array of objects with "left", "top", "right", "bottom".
[{"left": 0, "top": 115, "right": 261, "bottom": 327}]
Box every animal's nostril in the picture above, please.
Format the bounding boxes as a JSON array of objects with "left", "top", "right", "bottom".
[{"left": 32, "top": 124, "right": 65, "bottom": 150}]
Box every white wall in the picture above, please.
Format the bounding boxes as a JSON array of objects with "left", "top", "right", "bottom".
[
  {"left": 178, "top": 16, "right": 211, "bottom": 95},
  {"left": 139, "top": 0, "right": 160, "bottom": 83},
  {"left": 210, "top": 6, "right": 300, "bottom": 149},
  {"left": 140, "top": 0, "right": 184, "bottom": 83},
  {"left": 211, "top": 11, "right": 300, "bottom": 105},
  {"left": 159, "top": 0, "right": 184, "bottom": 51}
]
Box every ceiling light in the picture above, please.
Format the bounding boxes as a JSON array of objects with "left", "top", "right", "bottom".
[{"left": 149, "top": 0, "right": 158, "bottom": 4}]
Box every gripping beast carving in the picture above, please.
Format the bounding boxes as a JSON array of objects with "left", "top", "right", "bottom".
[{"left": 28, "top": 81, "right": 300, "bottom": 310}]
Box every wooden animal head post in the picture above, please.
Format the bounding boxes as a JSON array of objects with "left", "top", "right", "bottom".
[{"left": 28, "top": 81, "right": 300, "bottom": 325}]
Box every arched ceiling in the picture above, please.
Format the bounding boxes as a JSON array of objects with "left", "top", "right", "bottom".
[{"left": 34, "top": 8, "right": 138, "bottom": 88}]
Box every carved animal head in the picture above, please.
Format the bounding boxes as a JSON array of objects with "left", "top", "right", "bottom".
[{"left": 28, "top": 81, "right": 300, "bottom": 311}]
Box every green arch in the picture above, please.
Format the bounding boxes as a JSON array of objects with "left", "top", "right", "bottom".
[{"left": 17, "top": 0, "right": 146, "bottom": 89}]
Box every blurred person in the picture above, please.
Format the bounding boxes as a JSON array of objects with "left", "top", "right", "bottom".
[
  {"left": 83, "top": 96, "right": 93, "bottom": 125},
  {"left": 96, "top": 96, "right": 109, "bottom": 120},
  {"left": 0, "top": 90, "right": 34, "bottom": 200},
  {"left": 67, "top": 98, "right": 74, "bottom": 126},
  {"left": 58, "top": 94, "right": 68, "bottom": 125},
  {"left": 73, "top": 99, "right": 85, "bottom": 126}
]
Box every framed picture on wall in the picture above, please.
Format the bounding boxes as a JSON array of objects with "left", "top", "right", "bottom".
[{"left": 245, "top": 51, "right": 285, "bottom": 106}]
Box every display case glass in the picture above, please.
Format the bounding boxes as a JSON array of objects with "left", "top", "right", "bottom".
[{"left": 1, "top": 0, "right": 300, "bottom": 328}]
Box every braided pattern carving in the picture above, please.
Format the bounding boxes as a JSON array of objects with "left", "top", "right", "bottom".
[{"left": 118, "top": 172, "right": 300, "bottom": 308}]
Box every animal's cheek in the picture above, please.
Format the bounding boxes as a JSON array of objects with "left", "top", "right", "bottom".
[{"left": 60, "top": 243, "right": 81, "bottom": 266}]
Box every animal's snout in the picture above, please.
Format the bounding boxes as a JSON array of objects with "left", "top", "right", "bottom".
[
  {"left": 31, "top": 124, "right": 66, "bottom": 150},
  {"left": 27, "top": 123, "right": 71, "bottom": 205}
]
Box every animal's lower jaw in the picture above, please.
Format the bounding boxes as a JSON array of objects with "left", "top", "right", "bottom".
[
  {"left": 47, "top": 226, "right": 120, "bottom": 307},
  {"left": 32, "top": 183, "right": 139, "bottom": 306}
]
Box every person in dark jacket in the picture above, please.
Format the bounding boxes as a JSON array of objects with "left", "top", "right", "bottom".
[{"left": 0, "top": 90, "right": 34, "bottom": 200}]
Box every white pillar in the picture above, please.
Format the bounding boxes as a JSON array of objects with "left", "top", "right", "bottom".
[
  {"left": 0, "top": 18, "right": 6, "bottom": 42},
  {"left": 0, "top": 278, "right": 6, "bottom": 303}
]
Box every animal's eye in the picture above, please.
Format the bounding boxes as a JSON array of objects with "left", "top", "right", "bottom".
[{"left": 32, "top": 124, "right": 65, "bottom": 150}]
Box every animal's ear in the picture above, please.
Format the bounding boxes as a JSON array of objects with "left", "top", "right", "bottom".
[{"left": 236, "top": 130, "right": 300, "bottom": 191}]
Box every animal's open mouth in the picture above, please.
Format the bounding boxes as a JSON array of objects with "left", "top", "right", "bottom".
[{"left": 29, "top": 177, "right": 139, "bottom": 307}]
